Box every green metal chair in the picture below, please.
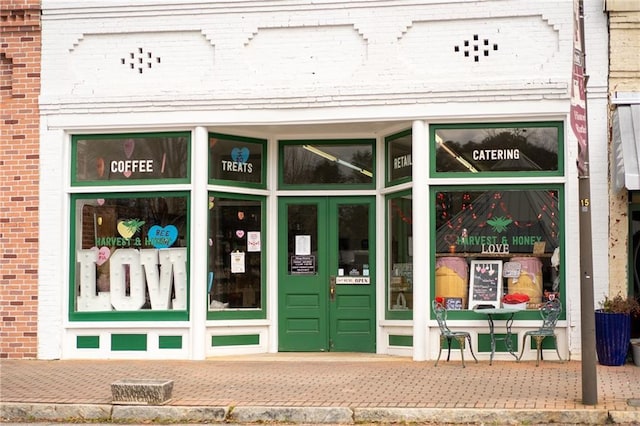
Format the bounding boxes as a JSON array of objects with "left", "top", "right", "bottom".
[
  {"left": 517, "top": 299, "right": 563, "bottom": 366},
  {"left": 433, "top": 300, "right": 478, "bottom": 368}
]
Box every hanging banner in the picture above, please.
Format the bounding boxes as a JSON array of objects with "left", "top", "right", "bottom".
[{"left": 571, "top": 0, "right": 588, "bottom": 177}]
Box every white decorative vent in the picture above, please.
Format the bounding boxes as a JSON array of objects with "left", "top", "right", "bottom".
[
  {"left": 68, "top": 31, "right": 215, "bottom": 96},
  {"left": 454, "top": 34, "right": 498, "bottom": 62},
  {"left": 121, "top": 47, "right": 161, "bottom": 73}
]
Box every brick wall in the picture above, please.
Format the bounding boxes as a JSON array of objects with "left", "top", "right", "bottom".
[
  {"left": 607, "top": 6, "right": 640, "bottom": 297},
  {"left": 0, "top": 1, "right": 41, "bottom": 359}
]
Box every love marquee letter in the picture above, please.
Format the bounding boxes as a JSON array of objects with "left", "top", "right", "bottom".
[{"left": 76, "top": 247, "right": 187, "bottom": 312}]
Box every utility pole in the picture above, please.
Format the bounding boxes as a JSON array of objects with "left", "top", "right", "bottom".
[{"left": 571, "top": 0, "right": 597, "bottom": 405}]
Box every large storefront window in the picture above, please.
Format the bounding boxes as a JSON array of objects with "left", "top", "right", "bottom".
[
  {"left": 388, "top": 191, "right": 413, "bottom": 316},
  {"left": 207, "top": 194, "right": 264, "bottom": 317},
  {"left": 432, "top": 122, "right": 562, "bottom": 176},
  {"left": 385, "top": 130, "right": 413, "bottom": 318},
  {"left": 430, "top": 122, "right": 563, "bottom": 314},
  {"left": 386, "top": 130, "right": 412, "bottom": 185},
  {"left": 209, "top": 133, "right": 266, "bottom": 188},
  {"left": 280, "top": 140, "right": 375, "bottom": 188},
  {"left": 433, "top": 187, "right": 561, "bottom": 311},
  {"left": 70, "top": 132, "right": 191, "bottom": 321},
  {"left": 73, "top": 133, "right": 189, "bottom": 184},
  {"left": 71, "top": 193, "right": 189, "bottom": 320}
]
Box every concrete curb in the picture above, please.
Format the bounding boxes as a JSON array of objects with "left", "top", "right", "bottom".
[
  {"left": 354, "top": 407, "right": 611, "bottom": 425},
  {"left": 112, "top": 405, "right": 228, "bottom": 422},
  {"left": 2, "top": 402, "right": 639, "bottom": 424},
  {"left": 610, "top": 410, "right": 640, "bottom": 424},
  {"left": 230, "top": 406, "right": 353, "bottom": 424},
  {"left": 0, "top": 403, "right": 112, "bottom": 421}
]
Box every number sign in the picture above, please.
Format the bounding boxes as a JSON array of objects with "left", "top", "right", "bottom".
[{"left": 468, "top": 260, "right": 503, "bottom": 309}]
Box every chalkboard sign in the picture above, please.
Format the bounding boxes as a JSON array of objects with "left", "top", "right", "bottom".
[{"left": 469, "top": 260, "right": 503, "bottom": 309}]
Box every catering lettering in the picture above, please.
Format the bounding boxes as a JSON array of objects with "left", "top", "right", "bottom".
[
  {"left": 110, "top": 159, "right": 154, "bottom": 173},
  {"left": 472, "top": 149, "right": 520, "bottom": 161}
]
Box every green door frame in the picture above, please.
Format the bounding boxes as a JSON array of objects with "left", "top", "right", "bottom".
[{"left": 278, "top": 196, "right": 376, "bottom": 352}]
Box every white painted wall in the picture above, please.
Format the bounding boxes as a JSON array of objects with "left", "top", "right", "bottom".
[{"left": 39, "top": 0, "right": 609, "bottom": 360}]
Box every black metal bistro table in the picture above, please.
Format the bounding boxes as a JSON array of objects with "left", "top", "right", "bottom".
[{"left": 473, "top": 307, "right": 524, "bottom": 365}]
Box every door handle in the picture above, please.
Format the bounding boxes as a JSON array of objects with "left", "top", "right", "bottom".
[{"left": 329, "top": 276, "right": 336, "bottom": 301}]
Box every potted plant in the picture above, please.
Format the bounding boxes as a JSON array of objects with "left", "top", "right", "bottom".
[{"left": 595, "top": 293, "right": 640, "bottom": 366}]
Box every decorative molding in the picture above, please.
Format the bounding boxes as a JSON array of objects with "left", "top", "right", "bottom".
[{"left": 40, "top": 80, "right": 570, "bottom": 115}]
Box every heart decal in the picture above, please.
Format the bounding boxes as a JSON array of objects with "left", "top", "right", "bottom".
[
  {"left": 97, "top": 198, "right": 105, "bottom": 206},
  {"left": 124, "top": 139, "right": 135, "bottom": 158},
  {"left": 231, "top": 147, "right": 250, "bottom": 163},
  {"left": 96, "top": 158, "right": 105, "bottom": 177},
  {"left": 123, "top": 170, "right": 132, "bottom": 178},
  {"left": 148, "top": 225, "right": 178, "bottom": 248},
  {"left": 117, "top": 219, "right": 145, "bottom": 240},
  {"left": 96, "top": 246, "right": 111, "bottom": 266},
  {"left": 444, "top": 234, "right": 457, "bottom": 245},
  {"left": 236, "top": 230, "right": 245, "bottom": 238}
]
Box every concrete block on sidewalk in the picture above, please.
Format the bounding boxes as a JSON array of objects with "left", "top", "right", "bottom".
[{"left": 111, "top": 379, "right": 173, "bottom": 405}]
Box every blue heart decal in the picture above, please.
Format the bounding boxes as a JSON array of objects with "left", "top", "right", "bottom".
[
  {"left": 231, "top": 147, "right": 250, "bottom": 163},
  {"left": 148, "top": 225, "right": 178, "bottom": 249}
]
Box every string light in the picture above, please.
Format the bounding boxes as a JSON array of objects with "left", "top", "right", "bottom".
[{"left": 438, "top": 191, "right": 558, "bottom": 234}]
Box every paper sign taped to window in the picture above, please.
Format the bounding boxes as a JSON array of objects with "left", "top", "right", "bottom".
[
  {"left": 231, "top": 251, "right": 245, "bottom": 273},
  {"left": 295, "top": 235, "right": 311, "bottom": 255},
  {"left": 247, "top": 231, "right": 261, "bottom": 252}
]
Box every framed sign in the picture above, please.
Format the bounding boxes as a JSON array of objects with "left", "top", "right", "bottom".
[
  {"left": 445, "top": 297, "right": 464, "bottom": 311},
  {"left": 469, "top": 260, "right": 503, "bottom": 309},
  {"left": 502, "top": 261, "right": 521, "bottom": 278},
  {"left": 290, "top": 255, "right": 316, "bottom": 274}
]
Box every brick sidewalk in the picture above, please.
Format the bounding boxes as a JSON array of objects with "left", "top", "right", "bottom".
[{"left": 1, "top": 355, "right": 639, "bottom": 424}]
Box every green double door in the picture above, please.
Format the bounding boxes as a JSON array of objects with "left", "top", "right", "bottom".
[{"left": 278, "top": 197, "right": 376, "bottom": 352}]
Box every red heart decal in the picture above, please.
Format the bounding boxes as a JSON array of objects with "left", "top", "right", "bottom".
[{"left": 236, "top": 230, "right": 245, "bottom": 238}]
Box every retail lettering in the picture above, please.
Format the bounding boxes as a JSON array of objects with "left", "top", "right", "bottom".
[
  {"left": 76, "top": 247, "right": 187, "bottom": 311},
  {"left": 110, "top": 159, "right": 154, "bottom": 173},
  {"left": 221, "top": 160, "right": 253, "bottom": 173},
  {"left": 393, "top": 154, "right": 412, "bottom": 169},
  {"left": 472, "top": 149, "right": 519, "bottom": 161}
]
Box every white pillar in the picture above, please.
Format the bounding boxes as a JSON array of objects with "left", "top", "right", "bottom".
[
  {"left": 39, "top": 127, "right": 65, "bottom": 359},
  {"left": 190, "top": 126, "right": 209, "bottom": 360},
  {"left": 266, "top": 136, "right": 279, "bottom": 353},
  {"left": 412, "top": 120, "right": 430, "bottom": 361}
]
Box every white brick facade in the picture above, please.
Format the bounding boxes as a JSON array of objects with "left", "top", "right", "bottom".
[{"left": 39, "top": 0, "right": 609, "bottom": 360}]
